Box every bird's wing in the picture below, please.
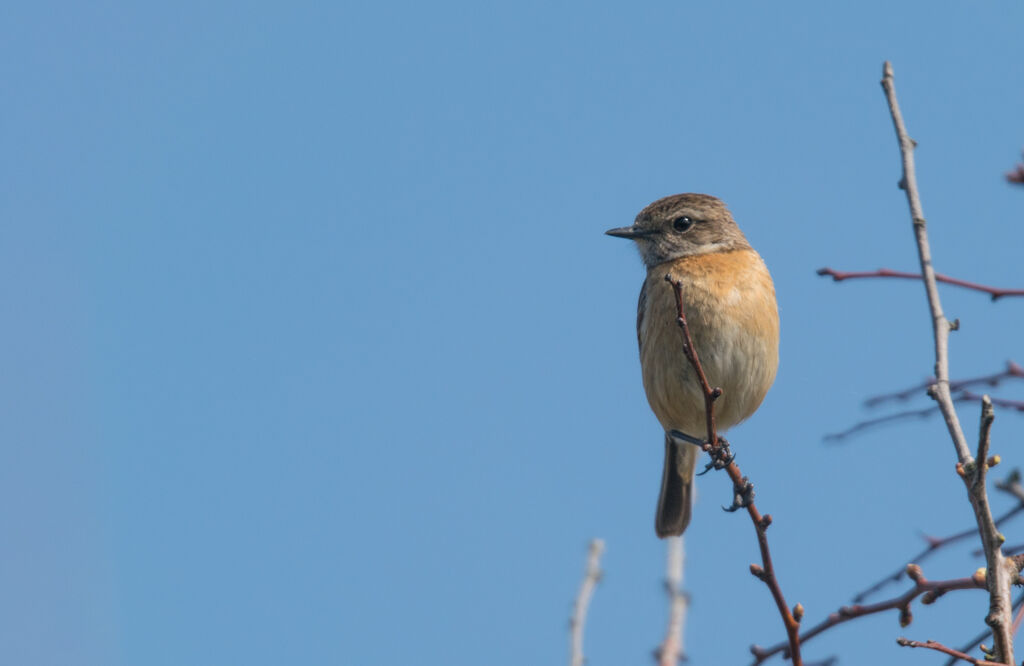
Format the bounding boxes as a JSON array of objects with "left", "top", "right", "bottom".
[{"left": 636, "top": 278, "right": 647, "bottom": 354}]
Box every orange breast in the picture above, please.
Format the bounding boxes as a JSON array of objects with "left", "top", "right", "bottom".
[{"left": 638, "top": 249, "right": 779, "bottom": 437}]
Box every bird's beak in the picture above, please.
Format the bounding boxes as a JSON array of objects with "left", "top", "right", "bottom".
[{"left": 605, "top": 226, "right": 653, "bottom": 239}]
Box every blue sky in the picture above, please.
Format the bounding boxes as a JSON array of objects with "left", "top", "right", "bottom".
[{"left": 4, "top": 2, "right": 1024, "bottom": 664}]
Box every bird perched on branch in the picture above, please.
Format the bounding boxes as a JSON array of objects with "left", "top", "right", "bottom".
[{"left": 606, "top": 193, "right": 779, "bottom": 537}]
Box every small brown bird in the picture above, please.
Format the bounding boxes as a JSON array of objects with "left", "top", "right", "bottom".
[{"left": 606, "top": 194, "right": 779, "bottom": 537}]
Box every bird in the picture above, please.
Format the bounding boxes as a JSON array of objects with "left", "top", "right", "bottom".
[{"left": 606, "top": 193, "right": 779, "bottom": 537}]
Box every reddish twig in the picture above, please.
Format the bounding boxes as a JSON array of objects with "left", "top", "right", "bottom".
[
  {"left": 958, "top": 390, "right": 1024, "bottom": 412},
  {"left": 824, "top": 390, "right": 1024, "bottom": 443},
  {"left": 816, "top": 267, "right": 1024, "bottom": 301},
  {"left": 1006, "top": 152, "right": 1024, "bottom": 185},
  {"left": 823, "top": 405, "right": 941, "bottom": 443},
  {"left": 751, "top": 566, "right": 987, "bottom": 664},
  {"left": 1012, "top": 598, "right": 1024, "bottom": 638},
  {"left": 897, "top": 638, "right": 1003, "bottom": 665},
  {"left": 864, "top": 361, "right": 1024, "bottom": 408},
  {"left": 851, "top": 500, "right": 1024, "bottom": 604},
  {"left": 665, "top": 274, "right": 802, "bottom": 666},
  {"left": 946, "top": 593, "right": 1024, "bottom": 666}
]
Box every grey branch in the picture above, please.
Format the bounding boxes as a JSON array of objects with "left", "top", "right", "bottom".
[
  {"left": 881, "top": 61, "right": 1014, "bottom": 663},
  {"left": 657, "top": 536, "right": 688, "bottom": 666},
  {"left": 570, "top": 539, "right": 605, "bottom": 666}
]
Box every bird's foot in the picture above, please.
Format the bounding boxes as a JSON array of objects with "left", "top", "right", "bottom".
[
  {"left": 668, "top": 430, "right": 735, "bottom": 475},
  {"left": 702, "top": 435, "right": 734, "bottom": 472}
]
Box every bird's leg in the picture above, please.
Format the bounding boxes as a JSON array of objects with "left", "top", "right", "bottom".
[{"left": 668, "top": 430, "right": 736, "bottom": 474}]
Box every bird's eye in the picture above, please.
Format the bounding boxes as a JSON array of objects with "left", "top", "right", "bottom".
[{"left": 672, "top": 216, "right": 694, "bottom": 232}]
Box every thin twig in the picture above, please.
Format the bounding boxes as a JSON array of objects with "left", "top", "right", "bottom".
[
  {"left": 946, "top": 593, "right": 1024, "bottom": 666},
  {"left": 851, "top": 500, "right": 1024, "bottom": 603},
  {"left": 656, "top": 536, "right": 688, "bottom": 666},
  {"left": 1012, "top": 597, "right": 1024, "bottom": 638},
  {"left": 570, "top": 539, "right": 605, "bottom": 666},
  {"left": 897, "top": 638, "right": 1003, "bottom": 665},
  {"left": 824, "top": 392, "right": 1024, "bottom": 443},
  {"left": 1006, "top": 152, "right": 1024, "bottom": 185},
  {"left": 959, "top": 391, "right": 1024, "bottom": 412},
  {"left": 823, "top": 405, "right": 940, "bottom": 443},
  {"left": 816, "top": 268, "right": 1024, "bottom": 301},
  {"left": 881, "top": 61, "right": 1014, "bottom": 663},
  {"left": 665, "top": 275, "right": 802, "bottom": 666},
  {"left": 751, "top": 566, "right": 986, "bottom": 664},
  {"left": 864, "top": 361, "right": 1024, "bottom": 407}
]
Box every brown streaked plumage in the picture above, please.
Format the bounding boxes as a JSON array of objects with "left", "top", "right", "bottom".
[{"left": 607, "top": 193, "right": 779, "bottom": 537}]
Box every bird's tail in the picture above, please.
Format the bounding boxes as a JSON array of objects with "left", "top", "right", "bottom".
[{"left": 655, "top": 433, "right": 696, "bottom": 538}]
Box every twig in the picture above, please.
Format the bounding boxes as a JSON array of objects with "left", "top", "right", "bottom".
[
  {"left": 1006, "top": 152, "right": 1024, "bottom": 185},
  {"left": 897, "top": 638, "right": 1003, "bottom": 665},
  {"left": 751, "top": 566, "right": 986, "bottom": 664},
  {"left": 881, "top": 62, "right": 1015, "bottom": 663},
  {"left": 864, "top": 361, "right": 1024, "bottom": 407},
  {"left": 656, "top": 536, "right": 688, "bottom": 665},
  {"left": 958, "top": 391, "right": 1024, "bottom": 412},
  {"left": 665, "top": 275, "right": 802, "bottom": 666},
  {"left": 823, "top": 391, "right": 1024, "bottom": 443},
  {"left": 880, "top": 60, "right": 971, "bottom": 462},
  {"left": 816, "top": 268, "right": 1024, "bottom": 301},
  {"left": 823, "top": 405, "right": 940, "bottom": 442},
  {"left": 852, "top": 499, "right": 1024, "bottom": 603},
  {"left": 995, "top": 473, "right": 1024, "bottom": 503},
  {"left": 946, "top": 593, "right": 1024, "bottom": 666},
  {"left": 570, "top": 539, "right": 605, "bottom": 666},
  {"left": 1012, "top": 597, "right": 1024, "bottom": 637}
]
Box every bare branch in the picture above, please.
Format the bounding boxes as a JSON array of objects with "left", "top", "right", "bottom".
[
  {"left": 945, "top": 593, "right": 1024, "bottom": 666},
  {"left": 823, "top": 405, "right": 940, "bottom": 443},
  {"left": 897, "top": 638, "right": 1004, "bottom": 665},
  {"left": 880, "top": 61, "right": 972, "bottom": 462},
  {"left": 1006, "top": 151, "right": 1024, "bottom": 185},
  {"left": 852, "top": 498, "right": 1024, "bottom": 603},
  {"left": 665, "top": 275, "right": 802, "bottom": 665},
  {"left": 569, "top": 539, "right": 605, "bottom": 666},
  {"left": 824, "top": 390, "right": 1024, "bottom": 443},
  {"left": 881, "top": 61, "right": 1014, "bottom": 662},
  {"left": 751, "top": 566, "right": 986, "bottom": 664},
  {"left": 656, "top": 536, "right": 688, "bottom": 666},
  {"left": 864, "top": 362, "right": 1024, "bottom": 408},
  {"left": 816, "top": 268, "right": 1024, "bottom": 301}
]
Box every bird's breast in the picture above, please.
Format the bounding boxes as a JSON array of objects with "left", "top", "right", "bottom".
[{"left": 638, "top": 249, "right": 779, "bottom": 436}]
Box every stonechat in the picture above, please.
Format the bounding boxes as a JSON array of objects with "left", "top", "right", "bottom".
[{"left": 606, "top": 193, "right": 779, "bottom": 537}]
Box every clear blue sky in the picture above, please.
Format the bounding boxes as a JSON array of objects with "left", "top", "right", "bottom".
[{"left": 4, "top": 2, "right": 1024, "bottom": 664}]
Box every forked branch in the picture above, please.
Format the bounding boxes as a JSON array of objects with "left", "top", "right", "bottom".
[
  {"left": 881, "top": 60, "right": 1015, "bottom": 664},
  {"left": 751, "top": 566, "right": 988, "bottom": 664}
]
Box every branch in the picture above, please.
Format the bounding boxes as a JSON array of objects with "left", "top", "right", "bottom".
[
  {"left": 816, "top": 268, "right": 1024, "bottom": 301},
  {"left": 569, "top": 539, "right": 605, "bottom": 666},
  {"left": 656, "top": 536, "right": 688, "bottom": 666},
  {"left": 946, "top": 592, "right": 1024, "bottom": 666},
  {"left": 864, "top": 361, "right": 1024, "bottom": 408},
  {"left": 882, "top": 60, "right": 1014, "bottom": 663},
  {"left": 897, "top": 638, "right": 1004, "bottom": 665},
  {"left": 824, "top": 390, "right": 1024, "bottom": 443},
  {"left": 751, "top": 565, "right": 987, "bottom": 664},
  {"left": 851, "top": 496, "right": 1024, "bottom": 604},
  {"left": 1006, "top": 151, "right": 1024, "bottom": 185},
  {"left": 665, "top": 275, "right": 802, "bottom": 666},
  {"left": 823, "top": 405, "right": 940, "bottom": 443}
]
